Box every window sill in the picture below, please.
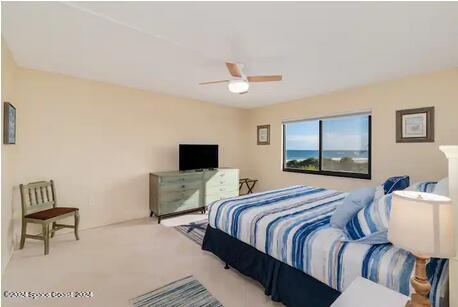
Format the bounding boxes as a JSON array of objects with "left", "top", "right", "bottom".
[{"left": 282, "top": 168, "right": 371, "bottom": 180}]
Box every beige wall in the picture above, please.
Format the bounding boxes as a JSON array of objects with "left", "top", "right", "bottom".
[
  {"left": 1, "top": 41, "right": 19, "bottom": 276},
  {"left": 1, "top": 43, "right": 249, "bottom": 275},
  {"left": 245, "top": 68, "right": 458, "bottom": 192},
  {"left": 3, "top": 38, "right": 458, "bottom": 278}
]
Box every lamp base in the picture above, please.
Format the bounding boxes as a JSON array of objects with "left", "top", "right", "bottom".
[{"left": 405, "top": 256, "right": 432, "bottom": 307}]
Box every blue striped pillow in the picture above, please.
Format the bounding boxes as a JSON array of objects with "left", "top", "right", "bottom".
[
  {"left": 383, "top": 176, "right": 410, "bottom": 194},
  {"left": 345, "top": 194, "right": 392, "bottom": 241},
  {"left": 406, "top": 181, "right": 437, "bottom": 193}
]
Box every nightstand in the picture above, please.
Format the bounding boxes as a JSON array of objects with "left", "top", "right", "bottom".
[{"left": 331, "top": 277, "right": 409, "bottom": 307}]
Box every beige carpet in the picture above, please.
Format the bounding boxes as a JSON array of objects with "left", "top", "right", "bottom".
[{"left": 2, "top": 215, "right": 282, "bottom": 307}]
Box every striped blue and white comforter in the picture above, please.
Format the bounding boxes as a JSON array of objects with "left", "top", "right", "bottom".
[{"left": 208, "top": 185, "right": 448, "bottom": 307}]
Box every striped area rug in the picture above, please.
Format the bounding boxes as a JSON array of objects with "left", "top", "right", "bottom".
[
  {"left": 174, "top": 220, "right": 208, "bottom": 246},
  {"left": 130, "top": 275, "right": 222, "bottom": 307}
]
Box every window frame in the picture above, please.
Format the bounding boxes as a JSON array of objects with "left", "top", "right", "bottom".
[{"left": 282, "top": 114, "right": 372, "bottom": 180}]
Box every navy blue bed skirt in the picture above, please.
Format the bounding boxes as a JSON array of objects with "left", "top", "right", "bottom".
[{"left": 202, "top": 225, "right": 340, "bottom": 307}]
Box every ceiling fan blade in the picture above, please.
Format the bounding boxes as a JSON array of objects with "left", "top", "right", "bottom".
[
  {"left": 226, "top": 62, "right": 242, "bottom": 77},
  {"left": 239, "top": 91, "right": 248, "bottom": 95},
  {"left": 247, "top": 75, "right": 282, "bottom": 82},
  {"left": 199, "top": 80, "right": 229, "bottom": 85}
]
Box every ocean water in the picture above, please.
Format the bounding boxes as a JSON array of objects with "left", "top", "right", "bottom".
[{"left": 286, "top": 150, "right": 368, "bottom": 161}]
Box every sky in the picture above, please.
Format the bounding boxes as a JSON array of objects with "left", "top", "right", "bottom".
[{"left": 285, "top": 115, "right": 369, "bottom": 151}]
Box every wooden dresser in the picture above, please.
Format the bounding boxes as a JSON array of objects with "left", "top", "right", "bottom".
[{"left": 149, "top": 168, "right": 239, "bottom": 223}]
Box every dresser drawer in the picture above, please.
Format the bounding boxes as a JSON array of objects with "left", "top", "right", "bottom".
[
  {"left": 160, "top": 180, "right": 202, "bottom": 192},
  {"left": 159, "top": 190, "right": 201, "bottom": 215},
  {"left": 204, "top": 170, "right": 238, "bottom": 187},
  {"left": 160, "top": 173, "right": 202, "bottom": 184},
  {"left": 160, "top": 189, "right": 200, "bottom": 203},
  {"left": 206, "top": 190, "right": 239, "bottom": 205},
  {"left": 206, "top": 184, "right": 238, "bottom": 195},
  {"left": 205, "top": 177, "right": 236, "bottom": 188}
]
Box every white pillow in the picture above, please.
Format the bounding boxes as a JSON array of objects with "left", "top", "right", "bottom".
[
  {"left": 434, "top": 178, "right": 449, "bottom": 197},
  {"left": 406, "top": 181, "right": 437, "bottom": 193}
]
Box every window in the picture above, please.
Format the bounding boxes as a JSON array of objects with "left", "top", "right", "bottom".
[
  {"left": 283, "top": 113, "right": 371, "bottom": 179},
  {"left": 283, "top": 120, "right": 320, "bottom": 171}
]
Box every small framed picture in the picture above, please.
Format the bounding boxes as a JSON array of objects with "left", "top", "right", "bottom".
[
  {"left": 257, "top": 125, "right": 270, "bottom": 145},
  {"left": 396, "top": 107, "right": 434, "bottom": 143},
  {"left": 3, "top": 102, "right": 16, "bottom": 145}
]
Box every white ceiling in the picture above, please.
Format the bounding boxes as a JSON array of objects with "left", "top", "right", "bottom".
[{"left": 2, "top": 2, "right": 458, "bottom": 108}]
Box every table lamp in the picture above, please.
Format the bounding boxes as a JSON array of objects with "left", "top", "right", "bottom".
[{"left": 388, "top": 191, "right": 455, "bottom": 307}]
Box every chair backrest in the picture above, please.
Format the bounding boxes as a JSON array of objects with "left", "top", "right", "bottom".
[{"left": 19, "top": 180, "right": 56, "bottom": 216}]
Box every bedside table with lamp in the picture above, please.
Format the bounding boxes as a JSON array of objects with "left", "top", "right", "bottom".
[
  {"left": 333, "top": 190, "right": 455, "bottom": 307},
  {"left": 388, "top": 190, "right": 455, "bottom": 307}
]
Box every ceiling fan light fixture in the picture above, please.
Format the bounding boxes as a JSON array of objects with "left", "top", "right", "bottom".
[{"left": 228, "top": 80, "right": 249, "bottom": 93}]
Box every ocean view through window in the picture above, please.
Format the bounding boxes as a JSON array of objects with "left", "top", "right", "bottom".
[{"left": 283, "top": 113, "right": 371, "bottom": 179}]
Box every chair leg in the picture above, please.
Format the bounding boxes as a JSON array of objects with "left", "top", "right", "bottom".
[
  {"left": 50, "top": 222, "right": 56, "bottom": 238},
  {"left": 43, "top": 224, "right": 49, "bottom": 255},
  {"left": 20, "top": 220, "right": 27, "bottom": 249},
  {"left": 74, "top": 212, "right": 80, "bottom": 241}
]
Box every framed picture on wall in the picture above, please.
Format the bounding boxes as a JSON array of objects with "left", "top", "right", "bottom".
[
  {"left": 257, "top": 125, "right": 270, "bottom": 145},
  {"left": 396, "top": 107, "right": 434, "bottom": 143},
  {"left": 3, "top": 102, "right": 16, "bottom": 145}
]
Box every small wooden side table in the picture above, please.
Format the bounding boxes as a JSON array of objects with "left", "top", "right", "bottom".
[
  {"left": 331, "top": 277, "right": 409, "bottom": 307},
  {"left": 239, "top": 178, "right": 258, "bottom": 195}
]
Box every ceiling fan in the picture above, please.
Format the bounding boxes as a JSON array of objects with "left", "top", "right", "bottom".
[{"left": 199, "top": 63, "right": 282, "bottom": 94}]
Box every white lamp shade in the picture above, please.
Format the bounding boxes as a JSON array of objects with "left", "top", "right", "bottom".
[
  {"left": 228, "top": 80, "right": 249, "bottom": 93},
  {"left": 388, "top": 191, "right": 455, "bottom": 258}
]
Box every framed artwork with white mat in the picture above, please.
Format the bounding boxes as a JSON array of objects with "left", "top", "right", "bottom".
[
  {"left": 396, "top": 107, "right": 434, "bottom": 143},
  {"left": 257, "top": 124, "right": 270, "bottom": 145}
]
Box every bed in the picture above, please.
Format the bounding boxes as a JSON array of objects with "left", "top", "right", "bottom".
[{"left": 202, "top": 185, "right": 449, "bottom": 307}]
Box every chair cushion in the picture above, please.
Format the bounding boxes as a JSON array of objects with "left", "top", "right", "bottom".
[{"left": 25, "top": 207, "right": 78, "bottom": 220}]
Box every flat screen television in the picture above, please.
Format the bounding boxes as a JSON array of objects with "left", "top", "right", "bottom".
[{"left": 179, "top": 144, "right": 218, "bottom": 171}]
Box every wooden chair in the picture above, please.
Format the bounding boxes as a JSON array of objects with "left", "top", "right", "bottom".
[{"left": 19, "top": 180, "right": 79, "bottom": 255}]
